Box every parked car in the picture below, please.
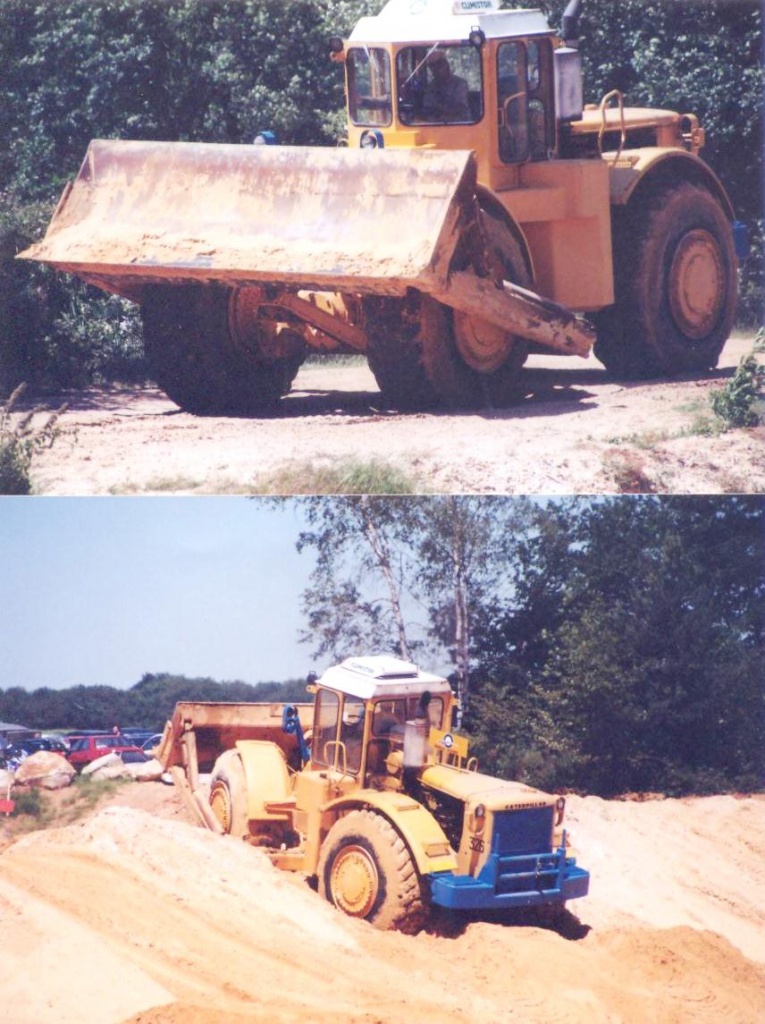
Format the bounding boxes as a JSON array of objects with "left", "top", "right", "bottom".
[
  {"left": 141, "top": 733, "right": 164, "bottom": 754},
  {"left": 66, "top": 734, "right": 145, "bottom": 769}
]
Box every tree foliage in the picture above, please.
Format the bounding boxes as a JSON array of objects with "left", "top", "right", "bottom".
[
  {"left": 292, "top": 495, "right": 534, "bottom": 714},
  {"left": 0, "top": 672, "right": 311, "bottom": 732},
  {"left": 467, "top": 496, "right": 764, "bottom": 796}
]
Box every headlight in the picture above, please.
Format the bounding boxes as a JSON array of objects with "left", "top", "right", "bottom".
[
  {"left": 360, "top": 129, "right": 385, "bottom": 149},
  {"left": 470, "top": 803, "right": 486, "bottom": 833}
]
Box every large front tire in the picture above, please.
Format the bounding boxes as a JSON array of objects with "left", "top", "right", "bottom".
[
  {"left": 141, "top": 284, "right": 305, "bottom": 414},
  {"left": 317, "top": 809, "right": 427, "bottom": 933},
  {"left": 595, "top": 182, "right": 737, "bottom": 378},
  {"left": 364, "top": 211, "right": 530, "bottom": 410}
]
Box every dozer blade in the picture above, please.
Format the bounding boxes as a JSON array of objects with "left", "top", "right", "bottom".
[
  {"left": 19, "top": 139, "right": 594, "bottom": 356},
  {"left": 19, "top": 139, "right": 477, "bottom": 301}
]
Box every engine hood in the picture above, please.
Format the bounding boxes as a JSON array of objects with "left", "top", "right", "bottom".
[{"left": 419, "top": 763, "right": 555, "bottom": 811}]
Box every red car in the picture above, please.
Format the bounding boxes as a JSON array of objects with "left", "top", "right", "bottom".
[{"left": 66, "top": 734, "right": 144, "bottom": 769}]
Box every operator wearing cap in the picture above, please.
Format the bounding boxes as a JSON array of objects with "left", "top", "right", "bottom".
[{"left": 422, "top": 50, "right": 471, "bottom": 122}]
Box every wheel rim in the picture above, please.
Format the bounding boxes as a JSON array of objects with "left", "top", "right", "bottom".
[
  {"left": 209, "top": 782, "right": 233, "bottom": 833},
  {"left": 329, "top": 844, "right": 379, "bottom": 918},
  {"left": 228, "top": 287, "right": 304, "bottom": 362},
  {"left": 453, "top": 309, "right": 515, "bottom": 372},
  {"left": 668, "top": 228, "right": 726, "bottom": 340}
]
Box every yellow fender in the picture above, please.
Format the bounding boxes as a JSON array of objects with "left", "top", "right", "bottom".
[
  {"left": 609, "top": 148, "right": 734, "bottom": 217},
  {"left": 323, "top": 789, "right": 457, "bottom": 877},
  {"left": 234, "top": 740, "right": 296, "bottom": 822}
]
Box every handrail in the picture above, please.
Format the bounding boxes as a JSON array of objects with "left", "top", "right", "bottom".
[{"left": 597, "top": 89, "right": 626, "bottom": 162}]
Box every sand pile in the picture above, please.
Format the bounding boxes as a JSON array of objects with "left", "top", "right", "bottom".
[{"left": 0, "top": 790, "right": 762, "bottom": 1024}]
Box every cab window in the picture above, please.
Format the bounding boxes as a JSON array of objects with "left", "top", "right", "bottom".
[
  {"left": 347, "top": 47, "right": 392, "bottom": 126},
  {"left": 497, "top": 39, "right": 553, "bottom": 163},
  {"left": 397, "top": 45, "right": 482, "bottom": 126},
  {"left": 312, "top": 689, "right": 340, "bottom": 767},
  {"left": 371, "top": 696, "right": 445, "bottom": 737},
  {"left": 339, "top": 696, "right": 366, "bottom": 775}
]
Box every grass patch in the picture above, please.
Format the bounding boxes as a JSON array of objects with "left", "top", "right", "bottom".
[
  {"left": 7, "top": 775, "right": 128, "bottom": 836},
  {"left": 301, "top": 354, "right": 368, "bottom": 369},
  {"left": 602, "top": 449, "right": 656, "bottom": 493},
  {"left": 605, "top": 429, "right": 674, "bottom": 450},
  {"left": 109, "top": 475, "right": 217, "bottom": 494},
  {"left": 253, "top": 457, "right": 418, "bottom": 494}
]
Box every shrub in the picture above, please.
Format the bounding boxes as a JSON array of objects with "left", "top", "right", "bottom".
[
  {"left": 10, "top": 787, "right": 42, "bottom": 817},
  {"left": 710, "top": 330, "right": 765, "bottom": 428},
  {"left": 0, "top": 383, "right": 67, "bottom": 494}
]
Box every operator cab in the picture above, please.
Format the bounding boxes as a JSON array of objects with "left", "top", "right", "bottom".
[
  {"left": 308, "top": 656, "right": 455, "bottom": 783},
  {"left": 340, "top": 0, "right": 571, "bottom": 169}
]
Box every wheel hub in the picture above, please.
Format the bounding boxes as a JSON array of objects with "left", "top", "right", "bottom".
[
  {"left": 209, "top": 783, "right": 232, "bottom": 833},
  {"left": 329, "top": 845, "right": 379, "bottom": 917},
  {"left": 668, "top": 229, "right": 725, "bottom": 340},
  {"left": 453, "top": 310, "right": 514, "bottom": 372}
]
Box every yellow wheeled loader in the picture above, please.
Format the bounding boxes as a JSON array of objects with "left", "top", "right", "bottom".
[
  {"left": 20, "top": 0, "right": 741, "bottom": 414},
  {"left": 155, "top": 655, "right": 589, "bottom": 933}
]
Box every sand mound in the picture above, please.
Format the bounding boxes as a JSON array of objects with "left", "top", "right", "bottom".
[{"left": 0, "top": 792, "right": 762, "bottom": 1024}]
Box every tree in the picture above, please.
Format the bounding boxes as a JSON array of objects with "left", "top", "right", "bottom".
[
  {"left": 292, "top": 495, "right": 538, "bottom": 715},
  {"left": 470, "top": 496, "right": 764, "bottom": 795}
]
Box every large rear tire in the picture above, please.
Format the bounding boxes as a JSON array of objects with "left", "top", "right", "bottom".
[
  {"left": 141, "top": 284, "right": 305, "bottom": 414},
  {"left": 364, "top": 211, "right": 529, "bottom": 410},
  {"left": 209, "top": 750, "right": 249, "bottom": 839},
  {"left": 317, "top": 809, "right": 427, "bottom": 933},
  {"left": 595, "top": 182, "right": 737, "bottom": 378}
]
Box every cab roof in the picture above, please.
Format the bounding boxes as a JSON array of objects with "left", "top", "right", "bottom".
[
  {"left": 348, "top": 0, "right": 552, "bottom": 46},
  {"left": 318, "top": 656, "right": 453, "bottom": 701}
]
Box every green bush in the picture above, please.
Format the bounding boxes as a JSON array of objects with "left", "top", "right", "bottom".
[
  {"left": 0, "top": 383, "right": 66, "bottom": 494},
  {"left": 710, "top": 330, "right": 765, "bottom": 428}
]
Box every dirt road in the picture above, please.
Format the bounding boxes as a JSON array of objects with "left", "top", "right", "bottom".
[
  {"left": 0, "top": 783, "right": 763, "bottom": 1024},
  {"left": 25, "top": 335, "right": 764, "bottom": 496}
]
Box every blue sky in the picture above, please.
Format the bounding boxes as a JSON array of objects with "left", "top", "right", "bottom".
[{"left": 0, "top": 498, "right": 320, "bottom": 691}]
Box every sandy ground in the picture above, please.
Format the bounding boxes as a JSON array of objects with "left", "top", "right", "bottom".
[
  {"left": 21, "top": 334, "right": 764, "bottom": 496},
  {"left": 0, "top": 783, "right": 762, "bottom": 1024}
]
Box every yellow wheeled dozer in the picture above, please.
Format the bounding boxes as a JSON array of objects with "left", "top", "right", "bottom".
[
  {"left": 20, "top": 0, "right": 741, "bottom": 414},
  {"left": 155, "top": 655, "right": 590, "bottom": 932}
]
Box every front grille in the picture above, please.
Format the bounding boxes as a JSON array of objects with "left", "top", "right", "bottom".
[
  {"left": 491, "top": 806, "right": 560, "bottom": 895},
  {"left": 492, "top": 805, "right": 554, "bottom": 856}
]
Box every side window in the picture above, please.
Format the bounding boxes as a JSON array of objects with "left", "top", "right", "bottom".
[
  {"left": 497, "top": 40, "right": 553, "bottom": 163},
  {"left": 397, "top": 45, "right": 482, "bottom": 126},
  {"left": 347, "top": 48, "right": 392, "bottom": 127},
  {"left": 497, "top": 42, "right": 528, "bottom": 163},
  {"left": 423, "top": 696, "right": 444, "bottom": 730},
  {"left": 339, "top": 696, "right": 366, "bottom": 774},
  {"left": 527, "top": 40, "right": 553, "bottom": 158},
  {"left": 312, "top": 689, "right": 340, "bottom": 767}
]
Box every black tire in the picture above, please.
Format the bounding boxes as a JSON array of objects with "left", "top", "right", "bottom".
[
  {"left": 364, "top": 211, "right": 529, "bottom": 410},
  {"left": 445, "top": 210, "right": 530, "bottom": 407},
  {"left": 317, "top": 809, "right": 427, "bottom": 933},
  {"left": 595, "top": 182, "right": 737, "bottom": 378},
  {"left": 141, "top": 284, "right": 305, "bottom": 415},
  {"left": 363, "top": 291, "right": 445, "bottom": 409},
  {"left": 209, "top": 750, "right": 249, "bottom": 838}
]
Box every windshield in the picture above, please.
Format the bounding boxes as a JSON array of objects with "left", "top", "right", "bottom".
[
  {"left": 397, "top": 44, "right": 482, "bottom": 126},
  {"left": 372, "top": 695, "right": 445, "bottom": 737},
  {"left": 347, "top": 47, "right": 392, "bottom": 126}
]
